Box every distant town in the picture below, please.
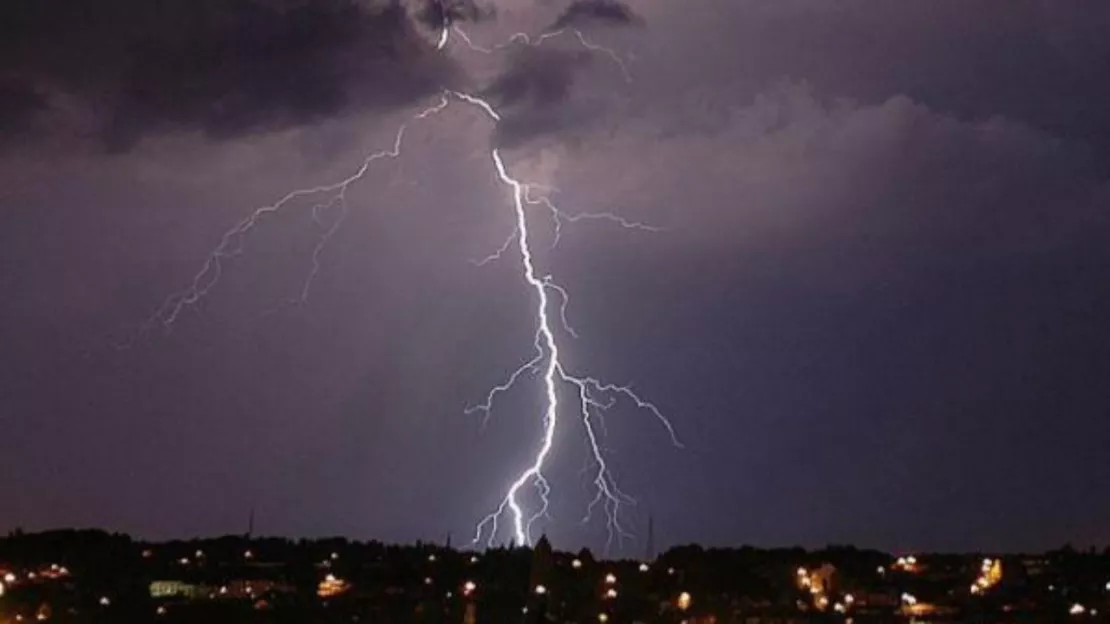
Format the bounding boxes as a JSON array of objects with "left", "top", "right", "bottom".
[{"left": 0, "top": 529, "right": 1108, "bottom": 623}]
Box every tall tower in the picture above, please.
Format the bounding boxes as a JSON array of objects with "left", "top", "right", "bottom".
[{"left": 645, "top": 515, "right": 655, "bottom": 561}]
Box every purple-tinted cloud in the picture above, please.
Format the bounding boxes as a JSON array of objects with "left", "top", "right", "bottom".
[
  {"left": 0, "top": 0, "right": 459, "bottom": 151},
  {"left": 551, "top": 0, "right": 642, "bottom": 30}
]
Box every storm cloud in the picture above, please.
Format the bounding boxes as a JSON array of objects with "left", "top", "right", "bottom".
[
  {"left": 412, "top": 0, "right": 495, "bottom": 29},
  {"left": 551, "top": 0, "right": 642, "bottom": 30},
  {"left": 0, "top": 0, "right": 460, "bottom": 150}
]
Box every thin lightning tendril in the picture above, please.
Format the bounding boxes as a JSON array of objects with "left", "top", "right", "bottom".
[
  {"left": 444, "top": 23, "right": 632, "bottom": 84},
  {"left": 140, "top": 95, "right": 451, "bottom": 333},
  {"left": 139, "top": 24, "right": 678, "bottom": 553}
]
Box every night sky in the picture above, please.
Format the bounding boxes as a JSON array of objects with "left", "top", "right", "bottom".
[{"left": 2, "top": 0, "right": 1109, "bottom": 554}]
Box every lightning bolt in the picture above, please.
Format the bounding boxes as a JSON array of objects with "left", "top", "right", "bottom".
[
  {"left": 135, "top": 22, "right": 678, "bottom": 553},
  {"left": 454, "top": 94, "right": 680, "bottom": 551},
  {"left": 139, "top": 95, "right": 451, "bottom": 332},
  {"left": 445, "top": 23, "right": 632, "bottom": 84}
]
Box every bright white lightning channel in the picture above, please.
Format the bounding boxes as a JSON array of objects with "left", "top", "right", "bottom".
[
  {"left": 139, "top": 25, "right": 679, "bottom": 551},
  {"left": 463, "top": 98, "right": 681, "bottom": 550}
]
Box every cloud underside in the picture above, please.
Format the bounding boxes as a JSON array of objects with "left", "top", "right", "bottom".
[
  {"left": 0, "top": 0, "right": 459, "bottom": 150},
  {"left": 551, "top": 0, "right": 641, "bottom": 30},
  {"left": 0, "top": 0, "right": 651, "bottom": 152},
  {"left": 586, "top": 81, "right": 1108, "bottom": 270}
]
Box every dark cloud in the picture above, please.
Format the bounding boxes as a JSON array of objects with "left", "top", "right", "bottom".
[
  {"left": 0, "top": 77, "right": 46, "bottom": 142},
  {"left": 482, "top": 47, "right": 594, "bottom": 147},
  {"left": 412, "top": 0, "right": 494, "bottom": 30},
  {"left": 642, "top": 1, "right": 1110, "bottom": 169},
  {"left": 551, "top": 0, "right": 642, "bottom": 30},
  {"left": 0, "top": 0, "right": 459, "bottom": 151}
]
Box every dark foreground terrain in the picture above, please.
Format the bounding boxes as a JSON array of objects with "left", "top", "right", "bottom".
[{"left": 1, "top": 530, "right": 1108, "bottom": 622}]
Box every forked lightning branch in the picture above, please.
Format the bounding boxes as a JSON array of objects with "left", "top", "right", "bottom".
[{"left": 141, "top": 23, "right": 681, "bottom": 552}]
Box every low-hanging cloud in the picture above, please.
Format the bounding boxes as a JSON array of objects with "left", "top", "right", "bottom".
[
  {"left": 0, "top": 0, "right": 461, "bottom": 152},
  {"left": 0, "top": 78, "right": 46, "bottom": 142},
  {"left": 551, "top": 0, "right": 642, "bottom": 30},
  {"left": 565, "top": 80, "right": 1110, "bottom": 274},
  {"left": 482, "top": 46, "right": 598, "bottom": 148},
  {"left": 411, "top": 0, "right": 495, "bottom": 29}
]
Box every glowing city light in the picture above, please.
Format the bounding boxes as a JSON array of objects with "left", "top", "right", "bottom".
[
  {"left": 605, "top": 588, "right": 618, "bottom": 599},
  {"left": 1070, "top": 603, "right": 1086, "bottom": 615},
  {"left": 894, "top": 556, "right": 919, "bottom": 573},
  {"left": 463, "top": 581, "right": 477, "bottom": 596},
  {"left": 972, "top": 558, "right": 1002, "bottom": 594},
  {"left": 534, "top": 584, "right": 548, "bottom": 596},
  {"left": 99, "top": 597, "right": 111, "bottom": 607},
  {"left": 604, "top": 573, "right": 618, "bottom": 585},
  {"left": 677, "top": 591, "right": 692, "bottom": 611},
  {"left": 639, "top": 562, "right": 650, "bottom": 572},
  {"left": 318, "top": 574, "right": 350, "bottom": 599},
  {"left": 597, "top": 614, "right": 609, "bottom": 623},
  {"left": 572, "top": 559, "right": 583, "bottom": 569}
]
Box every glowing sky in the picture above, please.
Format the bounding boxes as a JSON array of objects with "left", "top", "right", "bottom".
[{"left": 2, "top": 0, "right": 1109, "bottom": 552}]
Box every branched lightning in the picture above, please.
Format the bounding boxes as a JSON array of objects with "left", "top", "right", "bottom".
[
  {"left": 138, "top": 19, "right": 678, "bottom": 553},
  {"left": 461, "top": 98, "right": 680, "bottom": 551},
  {"left": 139, "top": 95, "right": 451, "bottom": 333},
  {"left": 445, "top": 23, "right": 632, "bottom": 84},
  {"left": 524, "top": 185, "right": 662, "bottom": 250}
]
